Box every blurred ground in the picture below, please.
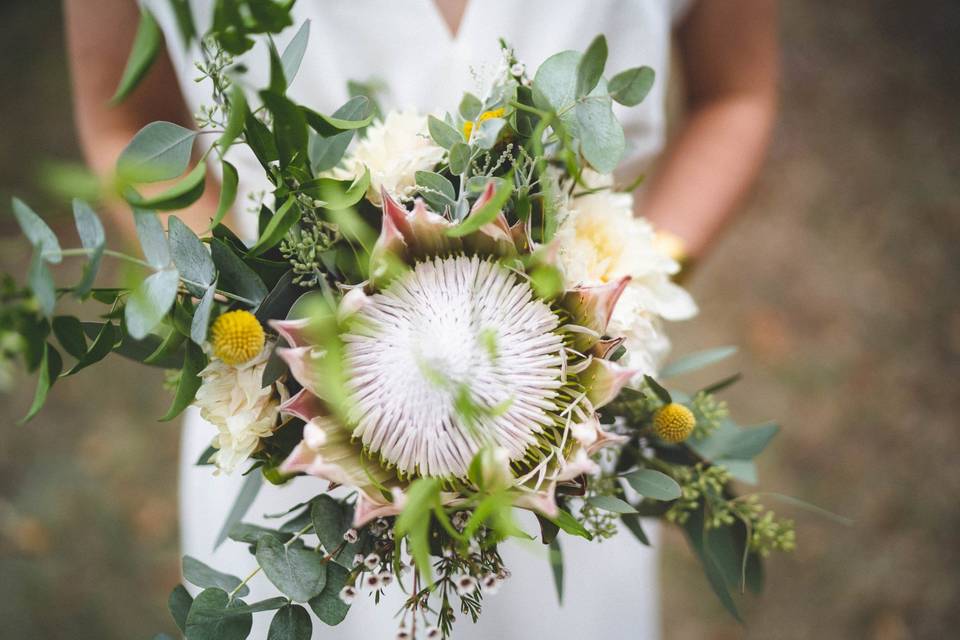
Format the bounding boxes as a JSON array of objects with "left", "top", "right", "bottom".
[{"left": 1, "top": 1, "right": 959, "bottom": 639}]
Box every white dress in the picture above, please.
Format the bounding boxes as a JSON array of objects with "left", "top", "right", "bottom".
[{"left": 146, "top": 1, "right": 694, "bottom": 637}]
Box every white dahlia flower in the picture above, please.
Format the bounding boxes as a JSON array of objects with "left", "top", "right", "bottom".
[
  {"left": 334, "top": 110, "right": 445, "bottom": 206},
  {"left": 194, "top": 344, "right": 283, "bottom": 474},
  {"left": 273, "top": 187, "right": 637, "bottom": 525},
  {"left": 554, "top": 171, "right": 697, "bottom": 374}
]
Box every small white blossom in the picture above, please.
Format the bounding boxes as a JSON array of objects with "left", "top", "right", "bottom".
[
  {"left": 481, "top": 573, "right": 500, "bottom": 594},
  {"left": 353, "top": 553, "right": 365, "bottom": 567},
  {"left": 339, "top": 586, "right": 357, "bottom": 604},
  {"left": 364, "top": 553, "right": 381, "bottom": 570},
  {"left": 377, "top": 571, "right": 394, "bottom": 587},
  {"left": 453, "top": 575, "right": 478, "bottom": 596},
  {"left": 343, "top": 528, "right": 359, "bottom": 544},
  {"left": 425, "top": 627, "right": 441, "bottom": 639},
  {"left": 364, "top": 573, "right": 382, "bottom": 590},
  {"left": 510, "top": 62, "right": 526, "bottom": 77},
  {"left": 396, "top": 630, "right": 411, "bottom": 640}
]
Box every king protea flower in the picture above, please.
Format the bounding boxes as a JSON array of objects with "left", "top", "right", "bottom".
[{"left": 272, "top": 185, "right": 638, "bottom": 525}]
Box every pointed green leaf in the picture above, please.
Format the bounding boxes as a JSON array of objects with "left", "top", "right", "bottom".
[
  {"left": 190, "top": 283, "right": 217, "bottom": 345},
  {"left": 280, "top": 20, "right": 311, "bottom": 86},
  {"left": 547, "top": 508, "right": 593, "bottom": 540},
  {"left": 160, "top": 340, "right": 206, "bottom": 421},
  {"left": 576, "top": 35, "right": 607, "bottom": 97},
  {"left": 246, "top": 198, "right": 300, "bottom": 258},
  {"left": 66, "top": 322, "right": 119, "bottom": 376},
  {"left": 210, "top": 160, "right": 239, "bottom": 230},
  {"left": 218, "top": 84, "right": 247, "bottom": 152},
  {"left": 19, "top": 342, "right": 62, "bottom": 423},
  {"left": 623, "top": 469, "right": 681, "bottom": 501},
  {"left": 126, "top": 160, "right": 206, "bottom": 210},
  {"left": 302, "top": 97, "right": 374, "bottom": 136},
  {"left": 548, "top": 538, "right": 564, "bottom": 604},
  {"left": 608, "top": 66, "right": 655, "bottom": 106},
  {"left": 586, "top": 495, "right": 638, "bottom": 514},
  {"left": 52, "top": 316, "right": 87, "bottom": 359},
  {"left": 261, "top": 91, "right": 308, "bottom": 169},
  {"left": 210, "top": 238, "right": 268, "bottom": 305},
  {"left": 111, "top": 5, "right": 162, "bottom": 104},
  {"left": 643, "top": 374, "right": 672, "bottom": 404},
  {"left": 621, "top": 513, "right": 650, "bottom": 545},
  {"left": 118, "top": 121, "right": 197, "bottom": 183},
  {"left": 169, "top": 216, "right": 215, "bottom": 291},
  {"left": 474, "top": 117, "right": 506, "bottom": 149}
]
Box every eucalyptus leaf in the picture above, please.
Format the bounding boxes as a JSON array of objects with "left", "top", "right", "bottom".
[
  {"left": 190, "top": 283, "right": 216, "bottom": 345},
  {"left": 211, "top": 238, "right": 269, "bottom": 305},
  {"left": 111, "top": 5, "right": 161, "bottom": 104},
  {"left": 125, "top": 268, "right": 180, "bottom": 340},
  {"left": 160, "top": 340, "right": 206, "bottom": 421},
  {"left": 183, "top": 556, "right": 249, "bottom": 597},
  {"left": 310, "top": 495, "right": 355, "bottom": 565},
  {"left": 245, "top": 110, "right": 279, "bottom": 167},
  {"left": 185, "top": 588, "right": 252, "bottom": 640},
  {"left": 169, "top": 216, "right": 215, "bottom": 291},
  {"left": 621, "top": 513, "right": 650, "bottom": 545},
  {"left": 168, "top": 584, "right": 193, "bottom": 634},
  {"left": 134, "top": 209, "right": 171, "bottom": 269},
  {"left": 576, "top": 35, "right": 607, "bottom": 97},
  {"left": 72, "top": 199, "right": 105, "bottom": 295},
  {"left": 118, "top": 121, "right": 197, "bottom": 183},
  {"left": 575, "top": 95, "right": 625, "bottom": 173},
  {"left": 608, "top": 66, "right": 655, "bottom": 106},
  {"left": 256, "top": 535, "right": 328, "bottom": 602},
  {"left": 280, "top": 20, "right": 311, "bottom": 87},
  {"left": 268, "top": 604, "right": 312, "bottom": 640},
  {"left": 643, "top": 374, "right": 672, "bottom": 404},
  {"left": 27, "top": 253, "right": 55, "bottom": 318},
  {"left": 586, "top": 495, "right": 638, "bottom": 514},
  {"left": 623, "top": 469, "right": 682, "bottom": 501},
  {"left": 308, "top": 562, "right": 350, "bottom": 626},
  {"left": 302, "top": 97, "right": 374, "bottom": 136},
  {"left": 415, "top": 170, "right": 456, "bottom": 201},
  {"left": 547, "top": 508, "right": 593, "bottom": 540},
  {"left": 261, "top": 91, "right": 309, "bottom": 169},
  {"left": 300, "top": 169, "right": 371, "bottom": 210},
  {"left": 12, "top": 198, "right": 61, "bottom": 263}
]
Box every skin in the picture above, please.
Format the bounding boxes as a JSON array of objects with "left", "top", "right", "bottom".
[{"left": 65, "top": 0, "right": 778, "bottom": 262}]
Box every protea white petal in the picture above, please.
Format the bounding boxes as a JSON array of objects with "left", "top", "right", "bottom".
[{"left": 341, "top": 255, "right": 567, "bottom": 478}]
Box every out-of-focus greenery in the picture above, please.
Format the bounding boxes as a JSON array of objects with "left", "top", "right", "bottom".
[{"left": 1, "top": 1, "right": 959, "bottom": 639}]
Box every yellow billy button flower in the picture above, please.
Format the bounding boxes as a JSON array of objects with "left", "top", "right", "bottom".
[
  {"left": 210, "top": 310, "right": 265, "bottom": 365},
  {"left": 463, "top": 107, "right": 507, "bottom": 140},
  {"left": 653, "top": 403, "right": 697, "bottom": 443}
]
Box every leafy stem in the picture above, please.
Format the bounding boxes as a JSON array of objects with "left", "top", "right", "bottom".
[{"left": 227, "top": 522, "right": 315, "bottom": 601}]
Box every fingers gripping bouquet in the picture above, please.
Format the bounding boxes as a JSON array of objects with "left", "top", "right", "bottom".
[{"left": 2, "top": 5, "right": 807, "bottom": 639}]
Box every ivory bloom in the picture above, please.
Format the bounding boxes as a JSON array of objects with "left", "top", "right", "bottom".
[
  {"left": 335, "top": 110, "right": 445, "bottom": 205},
  {"left": 194, "top": 344, "right": 282, "bottom": 474}
]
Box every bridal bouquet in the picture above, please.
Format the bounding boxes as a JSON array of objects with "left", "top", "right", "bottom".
[{"left": 2, "top": 4, "right": 803, "bottom": 639}]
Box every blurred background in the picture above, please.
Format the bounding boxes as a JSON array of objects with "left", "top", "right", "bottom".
[{"left": 1, "top": 1, "right": 958, "bottom": 638}]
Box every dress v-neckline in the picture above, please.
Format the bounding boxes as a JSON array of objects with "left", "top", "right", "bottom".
[{"left": 428, "top": 0, "right": 474, "bottom": 42}]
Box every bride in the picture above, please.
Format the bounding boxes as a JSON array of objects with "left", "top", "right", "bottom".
[{"left": 65, "top": 1, "right": 777, "bottom": 637}]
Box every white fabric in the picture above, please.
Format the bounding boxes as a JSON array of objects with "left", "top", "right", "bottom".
[{"left": 146, "top": 1, "right": 693, "bottom": 637}]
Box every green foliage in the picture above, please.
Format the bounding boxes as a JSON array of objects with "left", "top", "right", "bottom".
[
  {"left": 111, "top": 5, "right": 162, "bottom": 104},
  {"left": 623, "top": 469, "right": 682, "bottom": 501},
  {"left": 548, "top": 538, "right": 564, "bottom": 604},
  {"left": 71, "top": 200, "right": 105, "bottom": 295},
  {"left": 576, "top": 35, "right": 608, "bottom": 97},
  {"left": 184, "top": 588, "right": 253, "bottom": 640},
  {"left": 307, "top": 562, "right": 351, "bottom": 625},
  {"left": 126, "top": 160, "right": 207, "bottom": 210},
  {"left": 183, "top": 556, "right": 250, "bottom": 597},
  {"left": 256, "top": 535, "right": 328, "bottom": 602},
  {"left": 280, "top": 20, "right": 311, "bottom": 87},
  {"left": 118, "top": 122, "right": 197, "bottom": 183},
  {"left": 659, "top": 345, "right": 738, "bottom": 378},
  {"left": 168, "top": 585, "right": 193, "bottom": 633},
  {"left": 608, "top": 66, "right": 655, "bottom": 106},
  {"left": 428, "top": 115, "right": 463, "bottom": 149},
  {"left": 268, "top": 604, "right": 313, "bottom": 640},
  {"left": 159, "top": 341, "right": 206, "bottom": 421}
]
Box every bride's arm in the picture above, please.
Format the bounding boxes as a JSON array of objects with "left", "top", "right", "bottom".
[
  {"left": 639, "top": 0, "right": 779, "bottom": 263},
  {"left": 64, "top": 0, "right": 218, "bottom": 236}
]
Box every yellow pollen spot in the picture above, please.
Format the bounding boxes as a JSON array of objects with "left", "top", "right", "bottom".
[
  {"left": 653, "top": 403, "right": 696, "bottom": 443},
  {"left": 210, "top": 310, "right": 265, "bottom": 365},
  {"left": 463, "top": 107, "right": 507, "bottom": 140}
]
